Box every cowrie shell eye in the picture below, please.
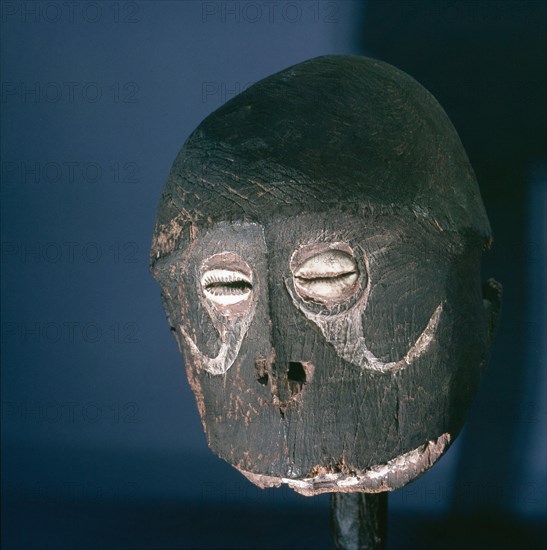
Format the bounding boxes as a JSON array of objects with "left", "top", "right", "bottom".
[
  {"left": 201, "top": 269, "right": 252, "bottom": 305},
  {"left": 200, "top": 253, "right": 254, "bottom": 316},
  {"left": 291, "top": 245, "right": 361, "bottom": 306}
]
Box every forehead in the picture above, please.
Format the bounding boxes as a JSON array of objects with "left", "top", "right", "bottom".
[{"left": 151, "top": 57, "right": 491, "bottom": 267}]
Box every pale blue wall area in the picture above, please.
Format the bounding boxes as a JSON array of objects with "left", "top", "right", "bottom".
[{"left": 1, "top": 1, "right": 545, "bottom": 548}]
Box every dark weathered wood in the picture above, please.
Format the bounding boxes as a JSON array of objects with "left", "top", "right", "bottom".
[
  {"left": 150, "top": 55, "right": 501, "bottom": 499},
  {"left": 331, "top": 493, "right": 387, "bottom": 550}
]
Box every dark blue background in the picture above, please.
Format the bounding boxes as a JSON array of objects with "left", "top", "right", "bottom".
[{"left": 1, "top": 1, "right": 545, "bottom": 548}]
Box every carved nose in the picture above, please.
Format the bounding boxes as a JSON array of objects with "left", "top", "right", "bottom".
[
  {"left": 256, "top": 354, "right": 315, "bottom": 407},
  {"left": 281, "top": 360, "right": 315, "bottom": 409},
  {"left": 287, "top": 361, "right": 312, "bottom": 396},
  {"left": 260, "top": 273, "right": 316, "bottom": 407}
]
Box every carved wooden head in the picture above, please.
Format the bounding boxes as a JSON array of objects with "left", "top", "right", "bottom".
[{"left": 150, "top": 56, "right": 501, "bottom": 496}]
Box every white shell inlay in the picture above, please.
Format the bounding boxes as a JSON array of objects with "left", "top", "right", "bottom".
[
  {"left": 201, "top": 268, "right": 252, "bottom": 305},
  {"left": 296, "top": 273, "right": 359, "bottom": 299},
  {"left": 294, "top": 250, "right": 357, "bottom": 279},
  {"left": 293, "top": 249, "right": 359, "bottom": 304}
]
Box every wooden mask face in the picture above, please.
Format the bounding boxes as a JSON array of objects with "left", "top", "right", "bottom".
[{"left": 150, "top": 56, "right": 500, "bottom": 496}]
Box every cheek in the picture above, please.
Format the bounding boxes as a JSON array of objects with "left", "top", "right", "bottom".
[
  {"left": 177, "top": 279, "right": 222, "bottom": 358},
  {"left": 177, "top": 288, "right": 259, "bottom": 375},
  {"left": 175, "top": 253, "right": 266, "bottom": 375}
]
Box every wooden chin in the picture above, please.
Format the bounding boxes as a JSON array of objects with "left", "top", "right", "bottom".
[{"left": 237, "top": 433, "right": 451, "bottom": 496}]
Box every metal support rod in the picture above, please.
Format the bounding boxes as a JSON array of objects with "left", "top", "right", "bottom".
[{"left": 331, "top": 492, "right": 388, "bottom": 550}]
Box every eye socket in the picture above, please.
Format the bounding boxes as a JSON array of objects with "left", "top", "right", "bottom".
[
  {"left": 200, "top": 253, "right": 254, "bottom": 314},
  {"left": 291, "top": 245, "right": 360, "bottom": 306}
]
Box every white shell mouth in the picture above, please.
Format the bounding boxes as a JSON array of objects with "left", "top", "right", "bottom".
[{"left": 201, "top": 268, "right": 253, "bottom": 305}]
